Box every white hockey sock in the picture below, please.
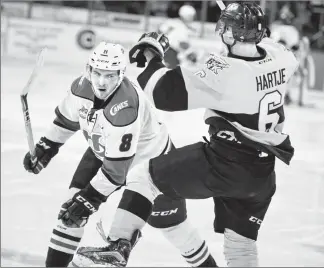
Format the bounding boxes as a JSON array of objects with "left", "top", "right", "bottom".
[
  {"left": 49, "top": 220, "right": 84, "bottom": 255},
  {"left": 224, "top": 228, "right": 259, "bottom": 267},
  {"left": 109, "top": 208, "right": 147, "bottom": 241},
  {"left": 160, "top": 220, "right": 210, "bottom": 267}
]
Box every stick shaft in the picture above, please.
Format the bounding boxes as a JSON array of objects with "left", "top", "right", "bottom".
[{"left": 20, "top": 48, "right": 47, "bottom": 156}]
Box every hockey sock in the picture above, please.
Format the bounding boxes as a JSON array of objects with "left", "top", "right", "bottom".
[
  {"left": 161, "top": 220, "right": 216, "bottom": 267},
  {"left": 198, "top": 254, "right": 218, "bottom": 267},
  {"left": 224, "top": 228, "right": 259, "bottom": 267},
  {"left": 109, "top": 189, "right": 153, "bottom": 241},
  {"left": 45, "top": 221, "right": 84, "bottom": 267}
]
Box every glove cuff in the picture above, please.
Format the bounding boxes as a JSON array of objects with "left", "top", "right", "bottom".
[
  {"left": 37, "top": 136, "right": 63, "bottom": 158},
  {"left": 40, "top": 136, "right": 64, "bottom": 149},
  {"left": 82, "top": 184, "right": 107, "bottom": 205}
]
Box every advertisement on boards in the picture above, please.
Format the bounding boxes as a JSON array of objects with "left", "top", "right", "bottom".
[
  {"left": 7, "top": 20, "right": 63, "bottom": 55},
  {"left": 6, "top": 18, "right": 144, "bottom": 66},
  {"left": 89, "top": 10, "right": 145, "bottom": 30},
  {"left": 1, "top": 2, "right": 30, "bottom": 18},
  {"left": 31, "top": 4, "right": 88, "bottom": 24}
]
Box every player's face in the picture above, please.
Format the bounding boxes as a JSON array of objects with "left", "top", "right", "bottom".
[
  {"left": 222, "top": 26, "right": 235, "bottom": 46},
  {"left": 90, "top": 68, "right": 119, "bottom": 100},
  {"left": 216, "top": 20, "right": 235, "bottom": 46}
]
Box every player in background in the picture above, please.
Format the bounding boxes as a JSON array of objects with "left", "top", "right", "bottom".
[
  {"left": 73, "top": 2, "right": 299, "bottom": 267},
  {"left": 158, "top": 4, "right": 199, "bottom": 68},
  {"left": 270, "top": 4, "right": 311, "bottom": 105},
  {"left": 23, "top": 42, "right": 216, "bottom": 267}
]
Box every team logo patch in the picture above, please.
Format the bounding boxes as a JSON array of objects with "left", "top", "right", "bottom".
[
  {"left": 206, "top": 55, "right": 230, "bottom": 75},
  {"left": 79, "top": 106, "right": 89, "bottom": 119},
  {"left": 110, "top": 100, "right": 129, "bottom": 116}
]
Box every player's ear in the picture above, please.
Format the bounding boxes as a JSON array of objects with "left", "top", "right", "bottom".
[
  {"left": 86, "top": 64, "right": 91, "bottom": 74},
  {"left": 84, "top": 64, "right": 92, "bottom": 80}
]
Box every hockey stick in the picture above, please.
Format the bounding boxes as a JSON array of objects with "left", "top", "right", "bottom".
[
  {"left": 216, "top": 1, "right": 226, "bottom": 10},
  {"left": 20, "top": 47, "right": 47, "bottom": 157}
]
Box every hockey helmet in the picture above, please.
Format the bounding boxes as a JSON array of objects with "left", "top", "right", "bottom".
[
  {"left": 279, "top": 5, "right": 295, "bottom": 25},
  {"left": 216, "top": 2, "right": 267, "bottom": 44},
  {"left": 178, "top": 4, "right": 196, "bottom": 22}
]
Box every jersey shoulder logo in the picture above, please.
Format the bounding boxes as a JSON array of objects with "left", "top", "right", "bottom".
[
  {"left": 79, "top": 106, "right": 89, "bottom": 119},
  {"left": 110, "top": 100, "right": 129, "bottom": 116},
  {"left": 206, "top": 55, "right": 230, "bottom": 75},
  {"left": 104, "top": 78, "right": 139, "bottom": 127}
]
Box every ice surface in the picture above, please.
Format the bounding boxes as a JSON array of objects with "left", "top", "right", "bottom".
[{"left": 1, "top": 57, "right": 324, "bottom": 267}]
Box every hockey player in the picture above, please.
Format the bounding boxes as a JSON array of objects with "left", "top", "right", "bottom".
[
  {"left": 73, "top": 2, "right": 299, "bottom": 267},
  {"left": 23, "top": 42, "right": 216, "bottom": 267},
  {"left": 158, "top": 4, "right": 198, "bottom": 68},
  {"left": 271, "top": 4, "right": 300, "bottom": 51}
]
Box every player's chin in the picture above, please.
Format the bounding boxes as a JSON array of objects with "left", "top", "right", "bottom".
[{"left": 94, "top": 89, "right": 110, "bottom": 100}]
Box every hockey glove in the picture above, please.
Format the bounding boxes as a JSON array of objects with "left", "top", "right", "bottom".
[
  {"left": 129, "top": 32, "right": 170, "bottom": 67},
  {"left": 23, "top": 137, "right": 63, "bottom": 174},
  {"left": 58, "top": 184, "right": 105, "bottom": 228}
]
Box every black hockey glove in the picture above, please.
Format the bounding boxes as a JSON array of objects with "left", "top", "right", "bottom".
[
  {"left": 129, "top": 32, "right": 170, "bottom": 67},
  {"left": 23, "top": 137, "right": 63, "bottom": 174},
  {"left": 58, "top": 184, "right": 105, "bottom": 228}
]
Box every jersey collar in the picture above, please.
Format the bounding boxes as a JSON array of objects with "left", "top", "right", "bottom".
[{"left": 227, "top": 46, "right": 267, "bottom": 61}]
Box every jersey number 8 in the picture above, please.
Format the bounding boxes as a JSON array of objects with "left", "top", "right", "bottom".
[{"left": 119, "top": 134, "right": 133, "bottom": 152}]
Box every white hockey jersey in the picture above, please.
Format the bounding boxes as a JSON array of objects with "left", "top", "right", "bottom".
[
  {"left": 137, "top": 38, "right": 299, "bottom": 164},
  {"left": 45, "top": 76, "right": 170, "bottom": 195}
]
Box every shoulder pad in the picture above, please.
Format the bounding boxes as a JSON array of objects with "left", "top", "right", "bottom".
[
  {"left": 71, "top": 76, "right": 94, "bottom": 101},
  {"left": 103, "top": 78, "right": 139, "bottom": 127}
]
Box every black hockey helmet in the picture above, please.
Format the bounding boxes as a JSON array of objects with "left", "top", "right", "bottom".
[{"left": 216, "top": 2, "right": 267, "bottom": 44}]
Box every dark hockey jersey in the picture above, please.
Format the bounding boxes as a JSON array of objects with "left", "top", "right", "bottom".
[{"left": 137, "top": 38, "right": 299, "bottom": 165}]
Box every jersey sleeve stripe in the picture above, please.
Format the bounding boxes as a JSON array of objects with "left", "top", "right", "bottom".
[
  {"left": 104, "top": 154, "right": 135, "bottom": 161},
  {"left": 159, "top": 137, "right": 171, "bottom": 155},
  {"left": 54, "top": 107, "right": 80, "bottom": 132}
]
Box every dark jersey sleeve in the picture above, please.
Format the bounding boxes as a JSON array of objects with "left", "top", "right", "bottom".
[
  {"left": 137, "top": 57, "right": 224, "bottom": 112},
  {"left": 137, "top": 58, "right": 188, "bottom": 111}
]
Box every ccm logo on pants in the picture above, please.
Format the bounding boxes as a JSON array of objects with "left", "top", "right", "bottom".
[
  {"left": 151, "top": 208, "right": 178, "bottom": 216},
  {"left": 249, "top": 216, "right": 262, "bottom": 225}
]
